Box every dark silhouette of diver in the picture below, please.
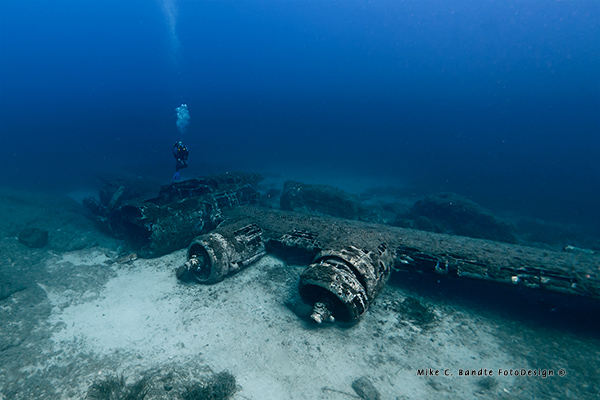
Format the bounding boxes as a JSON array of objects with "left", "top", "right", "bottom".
[{"left": 172, "top": 140, "right": 189, "bottom": 181}]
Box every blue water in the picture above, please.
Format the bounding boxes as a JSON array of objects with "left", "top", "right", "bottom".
[{"left": 1, "top": 0, "right": 598, "bottom": 227}]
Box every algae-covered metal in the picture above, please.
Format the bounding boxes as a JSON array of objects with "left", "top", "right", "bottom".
[
  {"left": 177, "top": 223, "right": 265, "bottom": 284},
  {"left": 221, "top": 206, "right": 600, "bottom": 307},
  {"left": 299, "top": 243, "right": 394, "bottom": 323},
  {"left": 86, "top": 173, "right": 261, "bottom": 258}
]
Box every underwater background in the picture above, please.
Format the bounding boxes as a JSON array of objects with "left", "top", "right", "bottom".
[{"left": 0, "top": 0, "right": 598, "bottom": 228}]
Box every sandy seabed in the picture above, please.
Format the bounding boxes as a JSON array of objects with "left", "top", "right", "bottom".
[{"left": 1, "top": 187, "right": 599, "bottom": 399}]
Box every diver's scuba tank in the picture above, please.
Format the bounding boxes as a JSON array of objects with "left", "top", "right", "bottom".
[
  {"left": 298, "top": 242, "right": 393, "bottom": 324},
  {"left": 177, "top": 223, "right": 265, "bottom": 284}
]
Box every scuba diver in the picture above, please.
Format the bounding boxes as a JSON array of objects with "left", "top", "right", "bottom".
[{"left": 172, "top": 140, "right": 189, "bottom": 181}]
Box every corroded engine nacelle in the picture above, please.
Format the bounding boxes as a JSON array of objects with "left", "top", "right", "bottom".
[
  {"left": 177, "top": 223, "right": 265, "bottom": 284},
  {"left": 298, "top": 243, "right": 393, "bottom": 324}
]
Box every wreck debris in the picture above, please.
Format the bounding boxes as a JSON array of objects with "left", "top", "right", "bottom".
[
  {"left": 84, "top": 173, "right": 261, "bottom": 258},
  {"left": 299, "top": 244, "right": 393, "bottom": 323},
  {"left": 116, "top": 253, "right": 139, "bottom": 264},
  {"left": 172, "top": 203, "right": 599, "bottom": 323},
  {"left": 107, "top": 198, "right": 220, "bottom": 258},
  {"left": 221, "top": 206, "right": 600, "bottom": 301},
  {"left": 107, "top": 185, "right": 126, "bottom": 209},
  {"left": 85, "top": 174, "right": 599, "bottom": 323},
  {"left": 265, "top": 229, "right": 323, "bottom": 264},
  {"left": 177, "top": 223, "right": 265, "bottom": 284},
  {"left": 155, "top": 172, "right": 262, "bottom": 205}
]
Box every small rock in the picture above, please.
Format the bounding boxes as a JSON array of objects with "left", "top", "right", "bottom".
[
  {"left": 18, "top": 227, "right": 48, "bottom": 248},
  {"left": 352, "top": 377, "right": 381, "bottom": 400}
]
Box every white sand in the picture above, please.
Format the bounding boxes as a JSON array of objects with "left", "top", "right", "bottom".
[{"left": 38, "top": 248, "right": 527, "bottom": 399}]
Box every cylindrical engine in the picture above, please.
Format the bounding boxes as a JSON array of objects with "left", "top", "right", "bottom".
[
  {"left": 298, "top": 242, "right": 393, "bottom": 324},
  {"left": 177, "top": 223, "right": 266, "bottom": 284}
]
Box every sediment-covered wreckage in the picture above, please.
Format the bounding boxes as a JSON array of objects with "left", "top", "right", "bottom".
[{"left": 84, "top": 173, "right": 600, "bottom": 324}]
